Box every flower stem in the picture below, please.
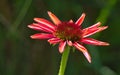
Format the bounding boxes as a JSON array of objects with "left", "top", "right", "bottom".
[{"left": 58, "top": 46, "right": 70, "bottom": 75}]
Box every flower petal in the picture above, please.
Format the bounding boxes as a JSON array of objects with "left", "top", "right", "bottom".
[
  {"left": 83, "top": 22, "right": 101, "bottom": 31},
  {"left": 34, "top": 18, "right": 56, "bottom": 30},
  {"left": 59, "top": 41, "right": 66, "bottom": 53},
  {"left": 30, "top": 33, "right": 54, "bottom": 39},
  {"left": 81, "top": 38, "right": 110, "bottom": 46},
  {"left": 28, "top": 24, "right": 46, "bottom": 32},
  {"left": 48, "top": 38, "right": 62, "bottom": 44},
  {"left": 28, "top": 23, "right": 54, "bottom": 33},
  {"left": 69, "top": 19, "right": 74, "bottom": 23},
  {"left": 67, "top": 40, "right": 72, "bottom": 46},
  {"left": 47, "top": 11, "right": 61, "bottom": 25},
  {"left": 83, "top": 26, "right": 108, "bottom": 38},
  {"left": 73, "top": 42, "right": 91, "bottom": 63},
  {"left": 83, "top": 52, "right": 91, "bottom": 63},
  {"left": 75, "top": 13, "right": 86, "bottom": 26}
]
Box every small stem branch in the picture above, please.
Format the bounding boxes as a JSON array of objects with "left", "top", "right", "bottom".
[{"left": 58, "top": 46, "right": 70, "bottom": 75}]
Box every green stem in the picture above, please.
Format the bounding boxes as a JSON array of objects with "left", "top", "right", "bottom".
[
  {"left": 10, "top": 0, "right": 33, "bottom": 34},
  {"left": 94, "top": 0, "right": 117, "bottom": 38},
  {"left": 58, "top": 46, "right": 70, "bottom": 75}
]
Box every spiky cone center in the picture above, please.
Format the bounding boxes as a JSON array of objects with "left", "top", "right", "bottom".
[{"left": 54, "top": 22, "right": 82, "bottom": 42}]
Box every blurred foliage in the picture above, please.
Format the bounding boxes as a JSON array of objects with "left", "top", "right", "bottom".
[{"left": 0, "top": 0, "right": 120, "bottom": 75}]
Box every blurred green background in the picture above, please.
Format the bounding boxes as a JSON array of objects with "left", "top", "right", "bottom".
[{"left": 0, "top": 0, "right": 120, "bottom": 75}]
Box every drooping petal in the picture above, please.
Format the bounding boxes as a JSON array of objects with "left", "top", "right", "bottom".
[
  {"left": 47, "top": 11, "right": 61, "bottom": 25},
  {"left": 67, "top": 40, "right": 72, "bottom": 46},
  {"left": 48, "top": 38, "right": 62, "bottom": 44},
  {"left": 83, "top": 26, "right": 108, "bottom": 38},
  {"left": 30, "top": 33, "right": 54, "bottom": 39},
  {"left": 81, "top": 38, "right": 110, "bottom": 46},
  {"left": 28, "top": 23, "right": 54, "bottom": 33},
  {"left": 34, "top": 18, "right": 56, "bottom": 30},
  {"left": 75, "top": 13, "right": 86, "bottom": 26},
  {"left": 83, "top": 52, "right": 91, "bottom": 63},
  {"left": 73, "top": 42, "right": 91, "bottom": 63},
  {"left": 59, "top": 41, "right": 66, "bottom": 53}
]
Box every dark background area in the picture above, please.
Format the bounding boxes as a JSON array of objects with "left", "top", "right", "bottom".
[{"left": 0, "top": 0, "right": 120, "bottom": 75}]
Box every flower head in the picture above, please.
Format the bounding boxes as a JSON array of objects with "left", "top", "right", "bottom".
[{"left": 28, "top": 11, "right": 109, "bottom": 63}]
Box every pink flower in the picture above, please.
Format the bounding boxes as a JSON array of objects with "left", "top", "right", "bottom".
[{"left": 28, "top": 11, "right": 109, "bottom": 63}]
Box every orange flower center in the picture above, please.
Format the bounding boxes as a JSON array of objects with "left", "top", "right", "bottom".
[{"left": 55, "top": 22, "right": 82, "bottom": 41}]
